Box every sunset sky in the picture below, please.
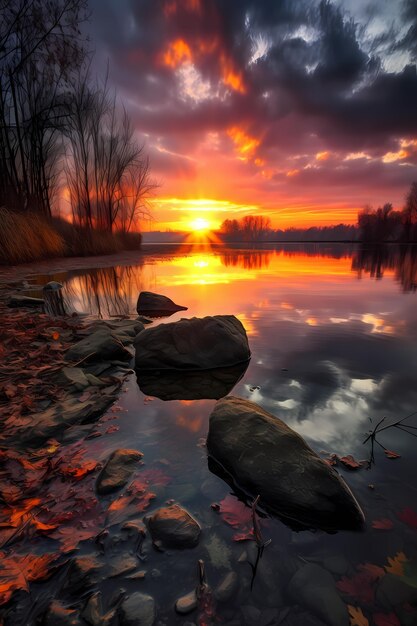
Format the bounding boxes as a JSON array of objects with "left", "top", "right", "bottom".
[{"left": 89, "top": 0, "right": 417, "bottom": 231}]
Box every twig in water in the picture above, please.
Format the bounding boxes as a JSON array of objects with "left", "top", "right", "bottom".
[{"left": 249, "top": 495, "right": 272, "bottom": 590}]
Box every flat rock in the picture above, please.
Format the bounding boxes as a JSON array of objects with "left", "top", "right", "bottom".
[
  {"left": 134, "top": 315, "right": 250, "bottom": 371},
  {"left": 44, "top": 601, "right": 80, "bottom": 626},
  {"left": 175, "top": 589, "right": 198, "bottom": 614},
  {"left": 66, "top": 556, "right": 101, "bottom": 592},
  {"left": 137, "top": 291, "right": 187, "bottom": 317},
  {"left": 108, "top": 554, "right": 138, "bottom": 577},
  {"left": 147, "top": 504, "right": 201, "bottom": 549},
  {"left": 119, "top": 592, "right": 156, "bottom": 626},
  {"left": 288, "top": 563, "right": 349, "bottom": 626},
  {"left": 65, "top": 328, "right": 132, "bottom": 363},
  {"left": 207, "top": 396, "right": 365, "bottom": 531},
  {"left": 96, "top": 449, "right": 143, "bottom": 495}
]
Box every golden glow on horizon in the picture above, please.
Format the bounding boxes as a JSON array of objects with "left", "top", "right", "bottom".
[{"left": 190, "top": 217, "right": 210, "bottom": 231}]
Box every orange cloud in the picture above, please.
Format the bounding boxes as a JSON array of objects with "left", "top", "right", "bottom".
[
  {"left": 162, "top": 39, "right": 192, "bottom": 68},
  {"left": 228, "top": 126, "right": 260, "bottom": 159},
  {"left": 316, "top": 151, "right": 330, "bottom": 161},
  {"left": 220, "top": 54, "right": 246, "bottom": 93}
]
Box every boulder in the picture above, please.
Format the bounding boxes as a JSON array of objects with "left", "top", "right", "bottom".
[
  {"left": 119, "top": 592, "right": 155, "bottom": 626},
  {"left": 136, "top": 361, "right": 249, "bottom": 400},
  {"left": 147, "top": 504, "right": 201, "bottom": 549},
  {"left": 96, "top": 449, "right": 143, "bottom": 495},
  {"left": 207, "top": 396, "right": 365, "bottom": 532},
  {"left": 134, "top": 315, "right": 250, "bottom": 371},
  {"left": 65, "top": 328, "right": 132, "bottom": 363},
  {"left": 137, "top": 291, "right": 187, "bottom": 317}
]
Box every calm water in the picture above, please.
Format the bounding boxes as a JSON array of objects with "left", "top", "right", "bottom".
[{"left": 28, "top": 244, "right": 417, "bottom": 624}]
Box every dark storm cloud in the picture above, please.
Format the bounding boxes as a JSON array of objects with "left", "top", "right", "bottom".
[{"left": 89, "top": 0, "right": 417, "bottom": 192}]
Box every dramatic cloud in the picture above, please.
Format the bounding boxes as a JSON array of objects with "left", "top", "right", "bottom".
[{"left": 89, "top": 0, "right": 417, "bottom": 228}]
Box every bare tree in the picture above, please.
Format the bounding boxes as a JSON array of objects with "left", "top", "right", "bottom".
[
  {"left": 0, "top": 0, "right": 88, "bottom": 215},
  {"left": 66, "top": 71, "right": 155, "bottom": 232}
]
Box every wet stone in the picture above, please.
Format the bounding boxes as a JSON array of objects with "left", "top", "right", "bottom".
[
  {"left": 175, "top": 589, "right": 198, "bottom": 614},
  {"left": 65, "top": 555, "right": 101, "bottom": 592},
  {"left": 119, "top": 592, "right": 156, "bottom": 626},
  {"left": 108, "top": 554, "right": 138, "bottom": 577},
  {"left": 44, "top": 601, "right": 80, "bottom": 626},
  {"left": 96, "top": 448, "right": 143, "bottom": 495},
  {"left": 65, "top": 328, "right": 132, "bottom": 364},
  {"left": 147, "top": 504, "right": 201, "bottom": 549}
]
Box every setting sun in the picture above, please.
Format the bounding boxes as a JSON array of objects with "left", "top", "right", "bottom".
[{"left": 190, "top": 217, "right": 211, "bottom": 231}]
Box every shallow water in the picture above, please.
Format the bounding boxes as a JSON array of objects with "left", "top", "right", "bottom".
[{"left": 9, "top": 243, "right": 417, "bottom": 625}]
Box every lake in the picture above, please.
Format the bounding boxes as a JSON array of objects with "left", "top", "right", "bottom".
[{"left": 5, "top": 243, "right": 417, "bottom": 625}]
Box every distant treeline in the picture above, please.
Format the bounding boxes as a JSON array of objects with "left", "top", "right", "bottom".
[
  {"left": 219, "top": 216, "right": 357, "bottom": 242},
  {"left": 358, "top": 182, "right": 417, "bottom": 243}
]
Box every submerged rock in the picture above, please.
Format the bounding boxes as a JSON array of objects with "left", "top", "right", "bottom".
[
  {"left": 137, "top": 291, "right": 187, "bottom": 317},
  {"left": 96, "top": 449, "right": 143, "bottom": 495},
  {"left": 136, "top": 361, "right": 249, "bottom": 400},
  {"left": 65, "top": 328, "right": 132, "bottom": 363},
  {"left": 215, "top": 572, "right": 238, "bottom": 602},
  {"left": 134, "top": 315, "right": 250, "bottom": 371},
  {"left": 288, "top": 563, "right": 349, "bottom": 626},
  {"left": 207, "top": 396, "right": 365, "bottom": 531},
  {"left": 119, "top": 592, "right": 156, "bottom": 626},
  {"left": 147, "top": 504, "right": 201, "bottom": 549}
]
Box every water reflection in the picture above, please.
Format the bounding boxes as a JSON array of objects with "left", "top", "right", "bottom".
[
  {"left": 352, "top": 244, "right": 417, "bottom": 292},
  {"left": 135, "top": 361, "right": 249, "bottom": 401},
  {"left": 63, "top": 265, "right": 146, "bottom": 317}
]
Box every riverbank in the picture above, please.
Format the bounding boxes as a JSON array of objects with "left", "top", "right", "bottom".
[{"left": 0, "top": 208, "right": 142, "bottom": 265}]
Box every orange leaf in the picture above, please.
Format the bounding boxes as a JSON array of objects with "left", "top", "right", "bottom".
[
  {"left": 52, "top": 331, "right": 60, "bottom": 341},
  {"left": 384, "top": 449, "right": 401, "bottom": 459},
  {"left": 0, "top": 552, "right": 58, "bottom": 606},
  {"left": 339, "top": 454, "right": 362, "bottom": 470},
  {"left": 385, "top": 552, "right": 407, "bottom": 576},
  {"left": 348, "top": 605, "right": 369, "bottom": 626}
]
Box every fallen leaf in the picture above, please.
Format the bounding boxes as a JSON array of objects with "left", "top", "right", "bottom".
[
  {"left": 52, "top": 331, "right": 60, "bottom": 341},
  {"left": 218, "top": 494, "right": 254, "bottom": 542},
  {"left": 384, "top": 450, "right": 401, "bottom": 459},
  {"left": 337, "top": 563, "right": 385, "bottom": 604},
  {"left": 373, "top": 612, "right": 400, "bottom": 626},
  {"left": 397, "top": 507, "right": 417, "bottom": 530},
  {"left": 339, "top": 455, "right": 362, "bottom": 470},
  {"left": 348, "top": 605, "right": 369, "bottom": 626},
  {"left": 385, "top": 552, "right": 407, "bottom": 576},
  {"left": 0, "top": 552, "right": 58, "bottom": 606},
  {"left": 372, "top": 518, "right": 394, "bottom": 530}
]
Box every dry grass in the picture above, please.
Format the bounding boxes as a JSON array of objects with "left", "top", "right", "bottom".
[
  {"left": 0, "top": 210, "right": 143, "bottom": 265},
  {"left": 0, "top": 207, "right": 66, "bottom": 264}
]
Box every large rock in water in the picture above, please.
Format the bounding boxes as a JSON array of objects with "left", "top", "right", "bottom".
[
  {"left": 134, "top": 315, "right": 250, "bottom": 370},
  {"left": 136, "top": 291, "right": 187, "bottom": 317},
  {"left": 207, "top": 396, "right": 365, "bottom": 531}
]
